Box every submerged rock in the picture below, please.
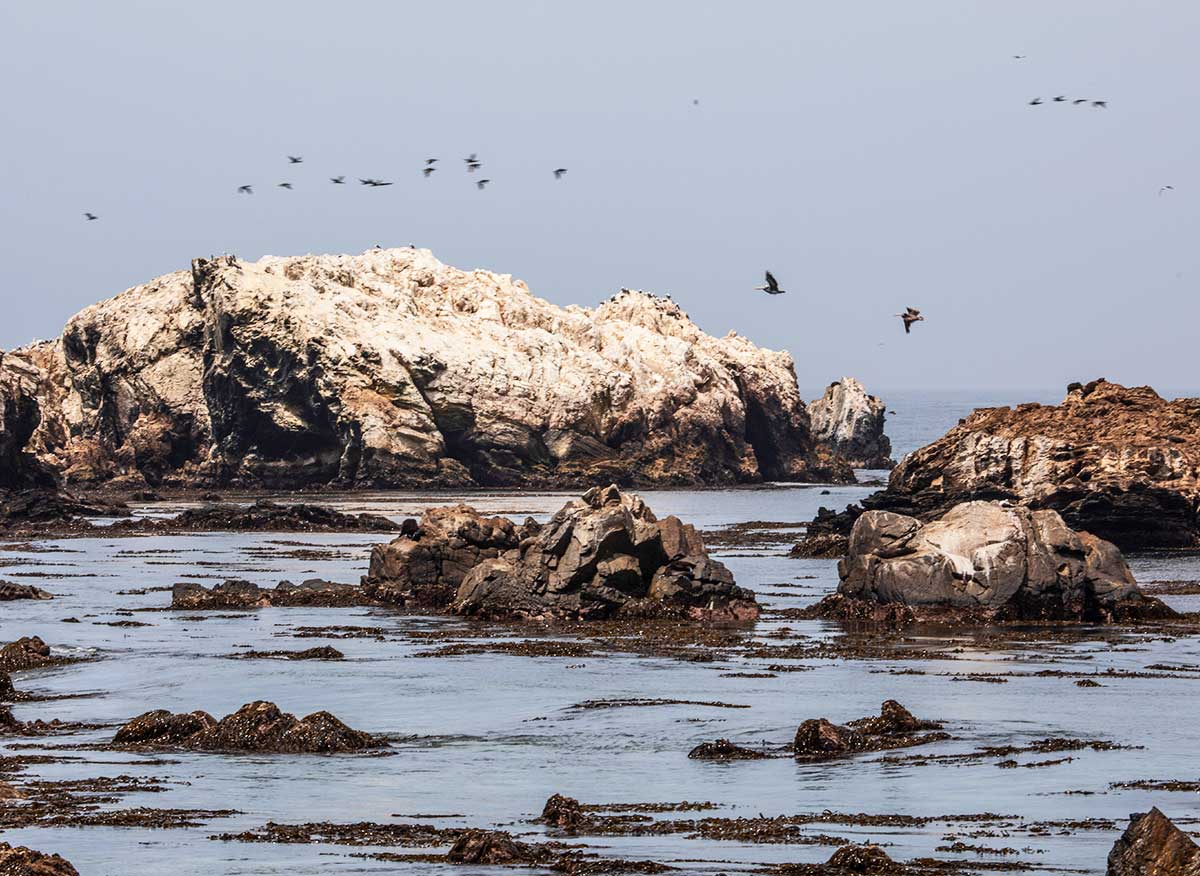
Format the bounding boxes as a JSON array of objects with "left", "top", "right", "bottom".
[
  {"left": 0, "top": 671, "right": 15, "bottom": 701},
  {"left": 808, "top": 377, "right": 894, "bottom": 469},
  {"left": 126, "top": 499, "right": 399, "bottom": 533},
  {"left": 0, "top": 637, "right": 57, "bottom": 673},
  {"left": 1107, "top": 808, "right": 1200, "bottom": 876},
  {"left": 112, "top": 700, "right": 383, "bottom": 753},
  {"left": 0, "top": 842, "right": 79, "bottom": 876},
  {"left": 824, "top": 844, "right": 903, "bottom": 874},
  {"left": 807, "top": 501, "right": 1175, "bottom": 624},
  {"left": 446, "top": 830, "right": 540, "bottom": 865},
  {"left": 687, "top": 739, "right": 771, "bottom": 761},
  {"left": 172, "top": 578, "right": 372, "bottom": 609},
  {"left": 1, "top": 248, "right": 852, "bottom": 490},
  {"left": 541, "top": 793, "right": 589, "bottom": 830},
  {"left": 0, "top": 581, "right": 53, "bottom": 601},
  {"left": 793, "top": 700, "right": 947, "bottom": 760}
]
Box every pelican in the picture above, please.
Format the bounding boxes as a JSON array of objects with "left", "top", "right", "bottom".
[
  {"left": 330, "top": 176, "right": 346, "bottom": 184},
  {"left": 237, "top": 185, "right": 253, "bottom": 194},
  {"left": 423, "top": 167, "right": 436, "bottom": 177},
  {"left": 754, "top": 271, "right": 785, "bottom": 295},
  {"left": 477, "top": 179, "right": 490, "bottom": 189},
  {"left": 1029, "top": 97, "right": 1043, "bottom": 106},
  {"left": 895, "top": 307, "right": 924, "bottom": 334},
  {"left": 277, "top": 182, "right": 293, "bottom": 189},
  {"left": 83, "top": 212, "right": 98, "bottom": 221},
  {"left": 287, "top": 155, "right": 303, "bottom": 164},
  {"left": 553, "top": 168, "right": 568, "bottom": 179}
]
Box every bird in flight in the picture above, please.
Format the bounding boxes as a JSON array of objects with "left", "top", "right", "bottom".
[
  {"left": 287, "top": 155, "right": 303, "bottom": 164},
  {"left": 896, "top": 307, "right": 924, "bottom": 334},
  {"left": 1012, "top": 54, "right": 1026, "bottom": 59},
  {"left": 359, "top": 178, "right": 393, "bottom": 187},
  {"left": 1092, "top": 100, "right": 1107, "bottom": 108},
  {"left": 1053, "top": 95, "right": 1066, "bottom": 102},
  {"left": 753, "top": 271, "right": 785, "bottom": 295},
  {"left": 426, "top": 158, "right": 438, "bottom": 165},
  {"left": 1029, "top": 97, "right": 1043, "bottom": 106},
  {"left": 464, "top": 153, "right": 477, "bottom": 164},
  {"left": 330, "top": 176, "right": 346, "bottom": 184},
  {"left": 477, "top": 179, "right": 490, "bottom": 189},
  {"left": 553, "top": 168, "right": 568, "bottom": 179},
  {"left": 237, "top": 185, "right": 253, "bottom": 194},
  {"left": 466, "top": 161, "right": 482, "bottom": 173},
  {"left": 423, "top": 167, "right": 436, "bottom": 177},
  {"left": 1159, "top": 185, "right": 1175, "bottom": 195},
  {"left": 277, "top": 182, "right": 293, "bottom": 189},
  {"left": 1073, "top": 99, "right": 1088, "bottom": 105},
  {"left": 83, "top": 212, "right": 98, "bottom": 221}
]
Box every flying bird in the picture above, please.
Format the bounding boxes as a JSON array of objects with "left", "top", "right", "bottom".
[
  {"left": 425, "top": 158, "right": 438, "bottom": 165},
  {"left": 277, "top": 182, "right": 293, "bottom": 189},
  {"left": 1092, "top": 100, "right": 1107, "bottom": 108},
  {"left": 1053, "top": 95, "right": 1066, "bottom": 102},
  {"left": 477, "top": 179, "right": 490, "bottom": 189},
  {"left": 1012, "top": 54, "right": 1026, "bottom": 59},
  {"left": 896, "top": 307, "right": 925, "bottom": 334},
  {"left": 83, "top": 212, "right": 98, "bottom": 221},
  {"left": 330, "top": 176, "right": 346, "bottom": 184},
  {"left": 553, "top": 168, "right": 567, "bottom": 179},
  {"left": 287, "top": 155, "right": 303, "bottom": 164},
  {"left": 359, "top": 178, "right": 393, "bottom": 187},
  {"left": 237, "top": 185, "right": 253, "bottom": 194},
  {"left": 423, "top": 167, "right": 436, "bottom": 177},
  {"left": 753, "top": 271, "right": 785, "bottom": 295},
  {"left": 1073, "top": 99, "right": 1088, "bottom": 105},
  {"left": 466, "top": 160, "right": 482, "bottom": 173},
  {"left": 1159, "top": 185, "right": 1175, "bottom": 195},
  {"left": 1028, "top": 97, "right": 1043, "bottom": 106}
]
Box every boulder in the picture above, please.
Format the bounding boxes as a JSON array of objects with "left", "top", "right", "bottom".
[
  {"left": 0, "top": 582, "right": 53, "bottom": 601},
  {"left": 810, "top": 501, "right": 1176, "bottom": 624},
  {"left": 446, "top": 830, "right": 538, "bottom": 865},
  {"left": 808, "top": 377, "right": 894, "bottom": 469},
  {"left": 825, "top": 844, "right": 902, "bottom": 874},
  {"left": 172, "top": 578, "right": 372, "bottom": 609},
  {"left": 112, "top": 700, "right": 383, "bottom": 753},
  {"left": 793, "top": 700, "right": 947, "bottom": 760},
  {"left": 0, "top": 671, "right": 15, "bottom": 701},
  {"left": 1107, "top": 808, "right": 1200, "bottom": 876},
  {"left": 687, "top": 739, "right": 771, "bottom": 760},
  {"left": 0, "top": 843, "right": 79, "bottom": 876},
  {"left": 0, "top": 637, "right": 55, "bottom": 673},
  {"left": 541, "top": 793, "right": 589, "bottom": 830},
  {"left": 1, "top": 248, "right": 853, "bottom": 490}
]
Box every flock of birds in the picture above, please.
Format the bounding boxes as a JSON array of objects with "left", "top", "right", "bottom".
[
  {"left": 221, "top": 153, "right": 568, "bottom": 197},
  {"left": 1028, "top": 95, "right": 1107, "bottom": 107},
  {"left": 753, "top": 270, "right": 925, "bottom": 334}
]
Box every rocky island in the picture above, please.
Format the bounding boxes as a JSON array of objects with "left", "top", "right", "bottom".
[{"left": 807, "top": 377, "right": 893, "bottom": 469}]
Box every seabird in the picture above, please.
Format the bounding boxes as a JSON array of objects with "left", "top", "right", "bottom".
[
  {"left": 753, "top": 271, "right": 785, "bottom": 295},
  {"left": 423, "top": 167, "right": 436, "bottom": 177},
  {"left": 466, "top": 160, "right": 482, "bottom": 173},
  {"left": 83, "top": 212, "right": 98, "bottom": 221},
  {"left": 277, "top": 182, "right": 293, "bottom": 189},
  {"left": 1012, "top": 54, "right": 1026, "bottom": 59},
  {"left": 1092, "top": 100, "right": 1107, "bottom": 108},
  {"left": 330, "top": 176, "right": 346, "bottom": 184},
  {"left": 553, "top": 168, "right": 567, "bottom": 179},
  {"left": 359, "top": 178, "right": 393, "bottom": 187},
  {"left": 477, "top": 179, "right": 490, "bottom": 189},
  {"left": 463, "top": 153, "right": 477, "bottom": 164},
  {"left": 1053, "top": 95, "right": 1066, "bottom": 102},
  {"left": 1159, "top": 185, "right": 1175, "bottom": 195},
  {"left": 895, "top": 307, "right": 925, "bottom": 334},
  {"left": 1073, "top": 99, "right": 1088, "bottom": 105},
  {"left": 1029, "top": 97, "right": 1043, "bottom": 105},
  {"left": 287, "top": 155, "right": 303, "bottom": 164},
  {"left": 426, "top": 158, "right": 438, "bottom": 165},
  {"left": 237, "top": 185, "right": 253, "bottom": 194}
]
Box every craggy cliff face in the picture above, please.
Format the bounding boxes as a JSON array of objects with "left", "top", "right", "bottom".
[
  {"left": 1, "top": 249, "right": 850, "bottom": 490},
  {"left": 807, "top": 377, "right": 893, "bottom": 469}
]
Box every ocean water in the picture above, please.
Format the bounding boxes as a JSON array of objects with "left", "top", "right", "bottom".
[{"left": 2, "top": 392, "right": 1199, "bottom": 875}]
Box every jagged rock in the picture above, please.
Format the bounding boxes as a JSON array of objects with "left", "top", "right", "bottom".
[
  {"left": 235, "top": 646, "right": 344, "bottom": 660},
  {"left": 0, "top": 488, "right": 128, "bottom": 527},
  {"left": 446, "top": 830, "right": 539, "bottom": 865},
  {"left": 1, "top": 249, "right": 853, "bottom": 490},
  {"left": 825, "top": 844, "right": 903, "bottom": 873},
  {"left": 0, "top": 780, "right": 23, "bottom": 800},
  {"left": 687, "top": 739, "right": 771, "bottom": 760},
  {"left": 0, "top": 842, "right": 79, "bottom": 876},
  {"left": 541, "top": 794, "right": 589, "bottom": 830},
  {"left": 1107, "top": 808, "right": 1200, "bottom": 876},
  {"left": 0, "top": 637, "right": 56, "bottom": 673},
  {"left": 112, "top": 700, "right": 382, "bottom": 753},
  {"left": 808, "top": 377, "right": 894, "bottom": 469},
  {"left": 0, "top": 671, "right": 15, "bottom": 701},
  {"left": 362, "top": 505, "right": 525, "bottom": 607},
  {"left": 0, "top": 581, "right": 53, "bottom": 601},
  {"left": 808, "top": 501, "right": 1176, "bottom": 624},
  {"left": 832, "top": 380, "right": 1200, "bottom": 552},
  {"left": 171, "top": 578, "right": 372, "bottom": 609},
  {"left": 115, "top": 499, "right": 399, "bottom": 534},
  {"left": 793, "top": 700, "right": 947, "bottom": 760}
]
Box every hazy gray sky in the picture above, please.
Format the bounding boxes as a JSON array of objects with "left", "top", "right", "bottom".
[{"left": 3, "top": 0, "right": 1197, "bottom": 392}]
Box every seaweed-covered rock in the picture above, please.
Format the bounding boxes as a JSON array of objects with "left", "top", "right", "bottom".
[
  {"left": 1107, "top": 808, "right": 1200, "bottom": 876},
  {"left": 0, "top": 842, "right": 79, "bottom": 876},
  {"left": 112, "top": 701, "right": 382, "bottom": 753},
  {"left": 809, "top": 501, "right": 1176, "bottom": 624},
  {"left": 0, "top": 671, "right": 15, "bottom": 701},
  {"left": 0, "top": 637, "right": 56, "bottom": 673},
  {"left": 793, "top": 700, "right": 947, "bottom": 760},
  {"left": 171, "top": 578, "right": 371, "bottom": 609},
  {"left": 0, "top": 582, "right": 53, "bottom": 601},
  {"left": 120, "top": 499, "right": 400, "bottom": 534},
  {"left": 541, "top": 794, "right": 589, "bottom": 830},
  {"left": 687, "top": 739, "right": 771, "bottom": 761},
  {"left": 446, "top": 830, "right": 539, "bottom": 865}
]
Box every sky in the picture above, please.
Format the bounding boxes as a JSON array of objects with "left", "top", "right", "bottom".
[{"left": 2, "top": 0, "right": 1197, "bottom": 393}]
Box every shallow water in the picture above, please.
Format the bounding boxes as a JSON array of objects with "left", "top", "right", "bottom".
[{"left": 3, "top": 482, "right": 1200, "bottom": 875}]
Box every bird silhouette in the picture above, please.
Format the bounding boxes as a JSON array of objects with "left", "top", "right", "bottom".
[
  {"left": 330, "top": 176, "right": 346, "bottom": 184},
  {"left": 754, "top": 271, "right": 785, "bottom": 295},
  {"left": 1092, "top": 100, "right": 1107, "bottom": 108},
  {"left": 1053, "top": 95, "right": 1066, "bottom": 102},
  {"left": 477, "top": 179, "right": 490, "bottom": 189},
  {"left": 83, "top": 212, "right": 98, "bottom": 221},
  {"left": 287, "top": 155, "right": 303, "bottom": 164},
  {"left": 1073, "top": 99, "right": 1088, "bottom": 105},
  {"left": 426, "top": 158, "right": 438, "bottom": 165},
  {"left": 1029, "top": 97, "right": 1043, "bottom": 106},
  {"left": 463, "top": 153, "right": 477, "bottom": 165},
  {"left": 277, "top": 182, "right": 293, "bottom": 189},
  {"left": 466, "top": 160, "right": 482, "bottom": 173},
  {"left": 1159, "top": 185, "right": 1175, "bottom": 195},
  {"left": 359, "top": 178, "right": 393, "bottom": 187},
  {"left": 423, "top": 167, "right": 436, "bottom": 177},
  {"left": 1012, "top": 54, "right": 1026, "bottom": 59},
  {"left": 553, "top": 168, "right": 568, "bottom": 179},
  {"left": 237, "top": 185, "right": 253, "bottom": 194},
  {"left": 895, "top": 307, "right": 924, "bottom": 334}
]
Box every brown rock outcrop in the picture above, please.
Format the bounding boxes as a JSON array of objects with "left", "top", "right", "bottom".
[
  {"left": 0, "top": 843, "right": 79, "bottom": 876},
  {"left": 793, "top": 700, "right": 947, "bottom": 760},
  {"left": 1, "top": 249, "right": 853, "bottom": 490},
  {"left": 808, "top": 377, "right": 894, "bottom": 469},
  {"left": 0, "top": 582, "right": 53, "bottom": 601},
  {"left": 807, "top": 501, "right": 1175, "bottom": 624},
  {"left": 0, "top": 637, "right": 58, "bottom": 673},
  {"left": 172, "top": 578, "right": 372, "bottom": 609},
  {"left": 1107, "top": 808, "right": 1200, "bottom": 876},
  {"left": 111, "top": 700, "right": 383, "bottom": 753}
]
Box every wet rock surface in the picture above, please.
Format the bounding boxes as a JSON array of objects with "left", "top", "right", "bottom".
[
  {"left": 172, "top": 578, "right": 373, "bottom": 609},
  {"left": 126, "top": 499, "right": 400, "bottom": 534},
  {"left": 1107, "top": 808, "right": 1200, "bottom": 876},
  {"left": 111, "top": 701, "right": 384, "bottom": 753},
  {"left": 808, "top": 378, "right": 894, "bottom": 469},
  {"left": 367, "top": 486, "right": 758, "bottom": 621},
  {"left": 0, "top": 637, "right": 68, "bottom": 673},
  {"left": 687, "top": 739, "right": 772, "bottom": 760},
  {"left": 793, "top": 700, "right": 947, "bottom": 760},
  {"left": 0, "top": 581, "right": 53, "bottom": 601},
  {"left": 806, "top": 501, "right": 1176, "bottom": 624},
  {"left": 0, "top": 842, "right": 79, "bottom": 876}
]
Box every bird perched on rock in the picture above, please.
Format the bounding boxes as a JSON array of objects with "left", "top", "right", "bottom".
[
  {"left": 753, "top": 271, "right": 785, "bottom": 295},
  {"left": 896, "top": 307, "right": 924, "bottom": 334},
  {"left": 553, "top": 168, "right": 568, "bottom": 179},
  {"left": 237, "top": 185, "right": 253, "bottom": 194},
  {"left": 1029, "top": 97, "right": 1043, "bottom": 105},
  {"left": 287, "top": 155, "right": 303, "bottom": 164},
  {"left": 423, "top": 167, "right": 436, "bottom": 177},
  {"left": 477, "top": 179, "right": 490, "bottom": 189},
  {"left": 277, "top": 182, "right": 293, "bottom": 189},
  {"left": 83, "top": 212, "right": 98, "bottom": 221},
  {"left": 330, "top": 176, "right": 345, "bottom": 184}
]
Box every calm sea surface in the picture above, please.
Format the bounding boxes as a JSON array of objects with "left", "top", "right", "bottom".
[{"left": 2, "top": 390, "right": 1198, "bottom": 875}]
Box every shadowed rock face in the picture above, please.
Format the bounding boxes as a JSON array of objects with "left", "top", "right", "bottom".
[
  {"left": 809, "top": 501, "right": 1175, "bottom": 624},
  {"left": 793, "top": 700, "right": 947, "bottom": 760},
  {"left": 364, "top": 486, "right": 758, "bottom": 621},
  {"left": 172, "top": 578, "right": 371, "bottom": 609},
  {"left": 0, "top": 842, "right": 79, "bottom": 876},
  {"left": 808, "top": 377, "right": 894, "bottom": 469},
  {"left": 1107, "top": 808, "right": 1200, "bottom": 876},
  {"left": 111, "top": 701, "right": 383, "bottom": 753},
  {"left": 0, "top": 249, "right": 852, "bottom": 490}
]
